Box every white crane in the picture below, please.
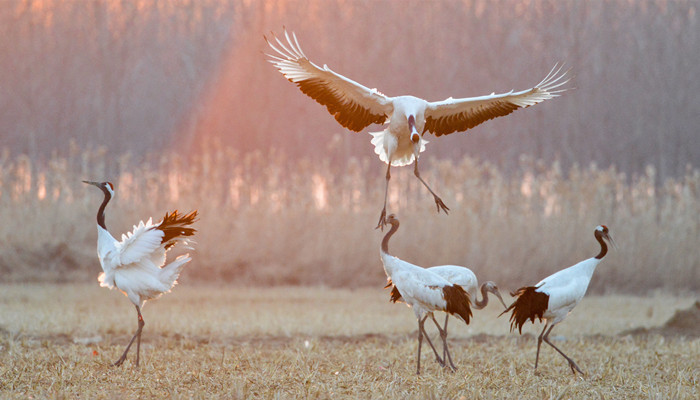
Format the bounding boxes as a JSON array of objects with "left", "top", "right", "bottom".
[
  {"left": 386, "top": 265, "right": 507, "bottom": 370},
  {"left": 500, "top": 225, "right": 615, "bottom": 375},
  {"left": 83, "top": 180, "right": 197, "bottom": 367},
  {"left": 380, "top": 214, "right": 472, "bottom": 374},
  {"left": 265, "top": 29, "right": 570, "bottom": 228}
]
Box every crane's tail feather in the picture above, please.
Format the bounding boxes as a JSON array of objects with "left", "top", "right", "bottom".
[
  {"left": 384, "top": 278, "right": 393, "bottom": 289},
  {"left": 388, "top": 285, "right": 403, "bottom": 304},
  {"left": 369, "top": 129, "right": 428, "bottom": 167},
  {"left": 159, "top": 254, "right": 192, "bottom": 290},
  {"left": 443, "top": 284, "right": 472, "bottom": 324},
  {"left": 157, "top": 210, "right": 198, "bottom": 250},
  {"left": 383, "top": 278, "right": 405, "bottom": 303},
  {"left": 499, "top": 286, "right": 549, "bottom": 334}
]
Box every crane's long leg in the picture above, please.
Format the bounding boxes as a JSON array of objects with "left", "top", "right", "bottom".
[
  {"left": 534, "top": 322, "right": 550, "bottom": 372},
  {"left": 416, "top": 314, "right": 445, "bottom": 374},
  {"left": 376, "top": 163, "right": 391, "bottom": 230},
  {"left": 413, "top": 158, "right": 449, "bottom": 214},
  {"left": 135, "top": 307, "right": 144, "bottom": 367},
  {"left": 543, "top": 325, "right": 584, "bottom": 375},
  {"left": 420, "top": 319, "right": 444, "bottom": 368},
  {"left": 416, "top": 315, "right": 424, "bottom": 375},
  {"left": 418, "top": 315, "right": 446, "bottom": 368},
  {"left": 430, "top": 314, "right": 457, "bottom": 372},
  {"left": 114, "top": 305, "right": 145, "bottom": 367},
  {"left": 442, "top": 314, "right": 449, "bottom": 364}
]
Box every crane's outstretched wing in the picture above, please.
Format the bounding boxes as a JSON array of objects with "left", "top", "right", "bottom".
[
  {"left": 424, "top": 64, "right": 570, "bottom": 137},
  {"left": 265, "top": 29, "right": 393, "bottom": 132},
  {"left": 115, "top": 219, "right": 165, "bottom": 267}
]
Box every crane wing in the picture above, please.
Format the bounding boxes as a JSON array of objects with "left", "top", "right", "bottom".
[
  {"left": 265, "top": 29, "right": 392, "bottom": 132},
  {"left": 423, "top": 64, "right": 570, "bottom": 137},
  {"left": 115, "top": 219, "right": 165, "bottom": 267}
]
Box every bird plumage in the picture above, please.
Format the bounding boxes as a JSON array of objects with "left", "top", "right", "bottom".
[
  {"left": 265, "top": 29, "right": 570, "bottom": 228},
  {"left": 386, "top": 265, "right": 506, "bottom": 310},
  {"left": 380, "top": 214, "right": 472, "bottom": 374},
  {"left": 385, "top": 264, "right": 506, "bottom": 370},
  {"left": 501, "top": 225, "right": 614, "bottom": 374},
  {"left": 84, "top": 180, "right": 197, "bottom": 367},
  {"left": 382, "top": 255, "right": 472, "bottom": 325}
]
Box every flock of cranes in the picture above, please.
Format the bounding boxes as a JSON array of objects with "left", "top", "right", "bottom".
[{"left": 82, "top": 29, "right": 615, "bottom": 376}]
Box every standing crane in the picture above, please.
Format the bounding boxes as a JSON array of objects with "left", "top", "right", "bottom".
[
  {"left": 386, "top": 265, "right": 507, "bottom": 370},
  {"left": 500, "top": 225, "right": 615, "bottom": 375},
  {"left": 83, "top": 180, "right": 198, "bottom": 367},
  {"left": 380, "top": 214, "right": 472, "bottom": 374},
  {"left": 265, "top": 29, "right": 570, "bottom": 229}
]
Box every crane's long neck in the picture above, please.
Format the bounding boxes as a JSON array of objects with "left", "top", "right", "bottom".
[
  {"left": 381, "top": 222, "right": 399, "bottom": 255},
  {"left": 96, "top": 190, "right": 111, "bottom": 230},
  {"left": 594, "top": 232, "right": 608, "bottom": 260},
  {"left": 473, "top": 284, "right": 490, "bottom": 310}
]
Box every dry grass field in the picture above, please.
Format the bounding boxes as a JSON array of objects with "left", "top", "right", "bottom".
[{"left": 1, "top": 284, "right": 698, "bottom": 399}]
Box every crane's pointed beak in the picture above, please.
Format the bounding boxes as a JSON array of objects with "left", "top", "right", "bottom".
[
  {"left": 606, "top": 233, "right": 618, "bottom": 250},
  {"left": 82, "top": 180, "right": 99, "bottom": 187},
  {"left": 494, "top": 290, "right": 507, "bottom": 310}
]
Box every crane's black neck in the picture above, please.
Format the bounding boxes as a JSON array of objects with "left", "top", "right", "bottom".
[
  {"left": 381, "top": 221, "right": 399, "bottom": 254},
  {"left": 473, "top": 284, "right": 489, "bottom": 310},
  {"left": 96, "top": 189, "right": 111, "bottom": 230},
  {"left": 594, "top": 231, "right": 608, "bottom": 259}
]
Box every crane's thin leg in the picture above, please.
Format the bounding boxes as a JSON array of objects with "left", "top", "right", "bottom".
[
  {"left": 543, "top": 325, "right": 584, "bottom": 375},
  {"left": 534, "top": 323, "right": 550, "bottom": 372},
  {"left": 423, "top": 315, "right": 446, "bottom": 367},
  {"left": 442, "top": 314, "right": 449, "bottom": 363},
  {"left": 376, "top": 163, "right": 391, "bottom": 230},
  {"left": 442, "top": 314, "right": 457, "bottom": 371},
  {"left": 430, "top": 314, "right": 456, "bottom": 372},
  {"left": 114, "top": 305, "right": 145, "bottom": 367},
  {"left": 430, "top": 314, "right": 448, "bottom": 363},
  {"left": 418, "top": 313, "right": 445, "bottom": 367},
  {"left": 413, "top": 159, "right": 449, "bottom": 214},
  {"left": 135, "top": 307, "right": 144, "bottom": 367},
  {"left": 416, "top": 315, "right": 424, "bottom": 375}
]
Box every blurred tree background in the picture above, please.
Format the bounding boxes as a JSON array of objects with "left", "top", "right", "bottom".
[{"left": 1, "top": 0, "right": 698, "bottom": 181}]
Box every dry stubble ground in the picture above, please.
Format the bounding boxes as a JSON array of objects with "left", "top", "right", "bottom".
[{"left": 0, "top": 284, "right": 698, "bottom": 399}]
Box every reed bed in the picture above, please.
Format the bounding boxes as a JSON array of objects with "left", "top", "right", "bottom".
[{"left": 0, "top": 145, "right": 698, "bottom": 292}]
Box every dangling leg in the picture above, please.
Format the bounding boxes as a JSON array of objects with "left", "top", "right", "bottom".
[
  {"left": 413, "top": 158, "right": 449, "bottom": 214},
  {"left": 114, "top": 305, "right": 145, "bottom": 367},
  {"left": 543, "top": 325, "right": 584, "bottom": 375},
  {"left": 534, "top": 323, "right": 550, "bottom": 372},
  {"left": 376, "top": 163, "right": 391, "bottom": 230}
]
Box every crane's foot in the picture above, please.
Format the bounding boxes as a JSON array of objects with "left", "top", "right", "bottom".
[
  {"left": 569, "top": 360, "right": 584, "bottom": 375},
  {"left": 113, "top": 355, "right": 127, "bottom": 367},
  {"left": 375, "top": 208, "right": 387, "bottom": 230},
  {"left": 434, "top": 355, "right": 446, "bottom": 368},
  {"left": 434, "top": 196, "right": 450, "bottom": 214}
]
